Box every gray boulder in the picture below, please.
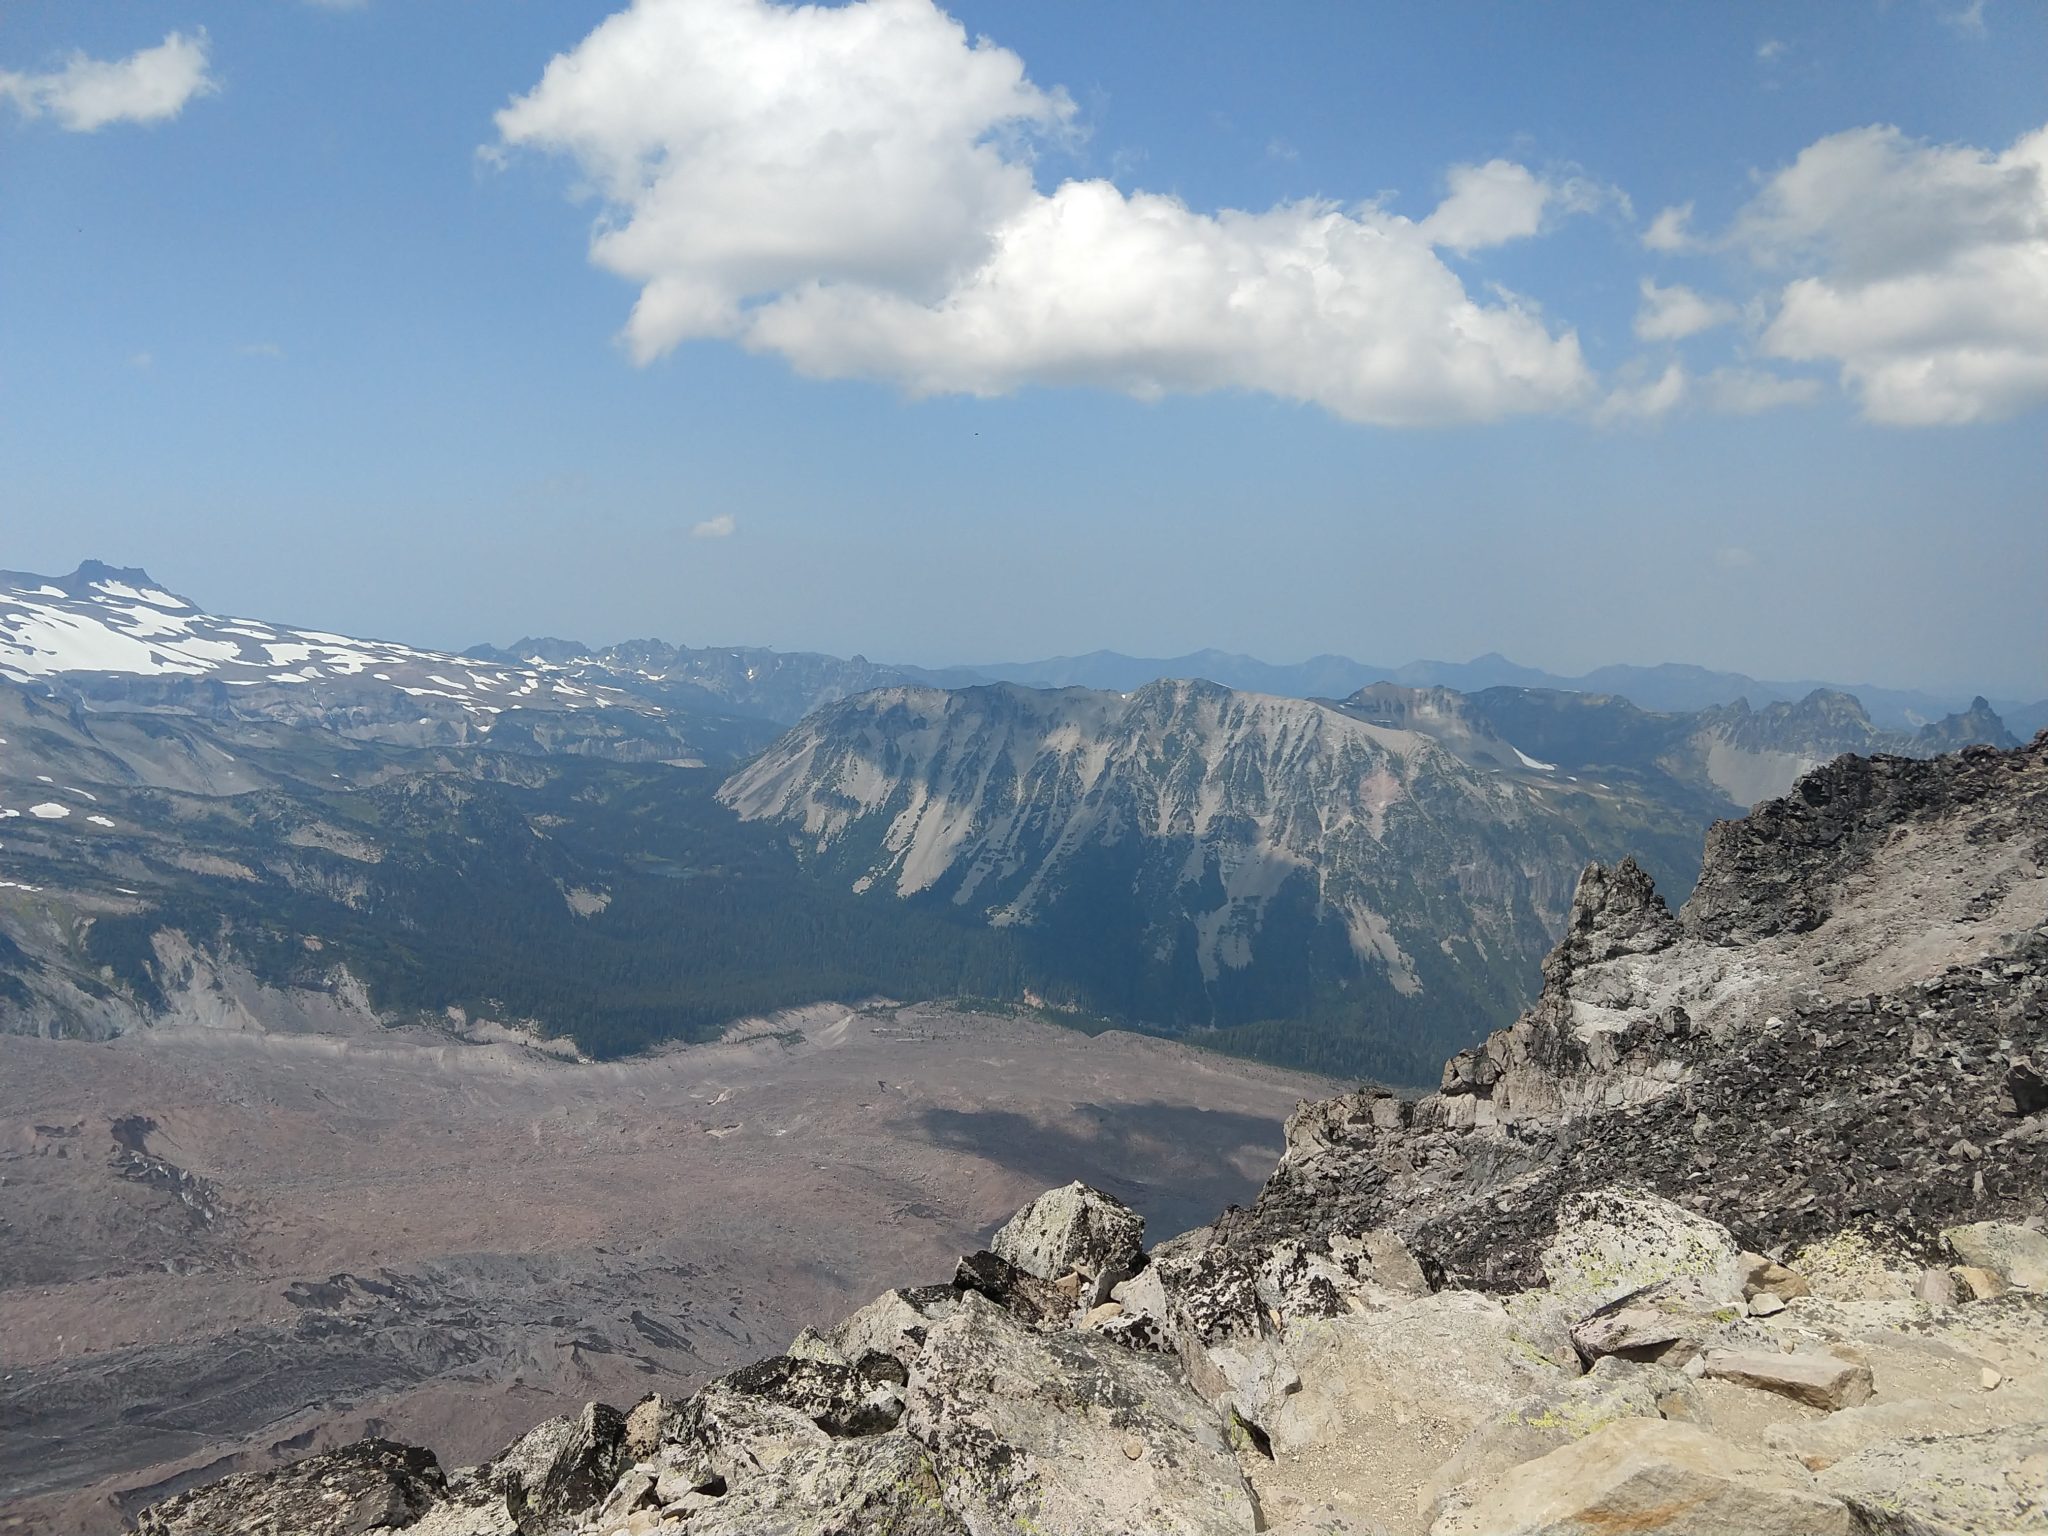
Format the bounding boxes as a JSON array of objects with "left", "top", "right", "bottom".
[
  {"left": 1568, "top": 1277, "right": 1736, "bottom": 1367},
  {"left": 1540, "top": 1190, "right": 1744, "bottom": 1318},
  {"left": 906, "top": 1290, "right": 1257, "bottom": 1535},
  {"left": 460, "top": 1400, "right": 625, "bottom": 1534},
  {"left": 673, "top": 1432, "right": 969, "bottom": 1536},
  {"left": 1433, "top": 1418, "right": 1852, "bottom": 1535},
  {"left": 1944, "top": 1220, "right": 2048, "bottom": 1291},
  {"left": 1818, "top": 1422, "right": 2048, "bottom": 1534},
  {"left": 1422, "top": 1357, "right": 1698, "bottom": 1528},
  {"left": 992, "top": 1181, "right": 1147, "bottom": 1307}
]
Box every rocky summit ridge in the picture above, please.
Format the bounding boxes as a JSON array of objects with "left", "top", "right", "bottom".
[{"left": 137, "top": 736, "right": 2048, "bottom": 1536}]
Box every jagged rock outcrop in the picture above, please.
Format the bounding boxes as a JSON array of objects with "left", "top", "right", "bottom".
[
  {"left": 136, "top": 1439, "right": 447, "bottom": 1535},
  {"left": 139, "top": 736, "right": 2048, "bottom": 1536},
  {"left": 1216, "top": 735, "right": 2048, "bottom": 1292}
]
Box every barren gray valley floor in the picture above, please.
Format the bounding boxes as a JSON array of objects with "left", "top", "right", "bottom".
[{"left": 0, "top": 1004, "right": 1337, "bottom": 1534}]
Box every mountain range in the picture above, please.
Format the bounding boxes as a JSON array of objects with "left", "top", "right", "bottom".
[
  {"left": 0, "top": 562, "right": 2029, "bottom": 1081},
  {"left": 469, "top": 633, "right": 2048, "bottom": 737}
]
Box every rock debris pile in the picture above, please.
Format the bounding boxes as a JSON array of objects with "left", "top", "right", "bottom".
[{"left": 139, "top": 738, "right": 2048, "bottom": 1535}]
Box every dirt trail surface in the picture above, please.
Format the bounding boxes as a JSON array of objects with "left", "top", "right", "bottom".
[{"left": 0, "top": 1002, "right": 1337, "bottom": 1534}]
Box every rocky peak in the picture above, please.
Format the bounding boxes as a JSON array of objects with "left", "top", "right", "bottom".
[
  {"left": 1539, "top": 856, "right": 1680, "bottom": 989},
  {"left": 1916, "top": 695, "right": 2022, "bottom": 753}
]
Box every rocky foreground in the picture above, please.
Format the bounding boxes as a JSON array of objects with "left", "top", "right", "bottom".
[{"left": 137, "top": 738, "right": 2048, "bottom": 1535}]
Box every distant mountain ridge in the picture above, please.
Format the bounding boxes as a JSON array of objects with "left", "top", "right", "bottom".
[
  {"left": 962, "top": 646, "right": 2045, "bottom": 736},
  {"left": 1339, "top": 682, "right": 2020, "bottom": 810},
  {"left": 0, "top": 559, "right": 2027, "bottom": 1086}
]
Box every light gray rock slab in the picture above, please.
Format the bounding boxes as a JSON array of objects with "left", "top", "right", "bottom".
[
  {"left": 1432, "top": 1418, "right": 1853, "bottom": 1536},
  {"left": 1702, "top": 1349, "right": 1875, "bottom": 1411}
]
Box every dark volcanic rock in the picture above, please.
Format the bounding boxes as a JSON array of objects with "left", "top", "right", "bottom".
[
  {"left": 1541, "top": 855, "right": 1681, "bottom": 985},
  {"left": 952, "top": 1248, "right": 1071, "bottom": 1327},
  {"left": 465, "top": 1399, "right": 626, "bottom": 1534},
  {"left": 1683, "top": 740, "right": 2042, "bottom": 943}
]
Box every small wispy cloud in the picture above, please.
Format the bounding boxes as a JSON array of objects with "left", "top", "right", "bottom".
[
  {"left": 0, "top": 31, "right": 216, "bottom": 132},
  {"left": 128, "top": 351, "right": 154, "bottom": 371},
  {"left": 1593, "top": 362, "right": 1687, "bottom": 426},
  {"left": 1757, "top": 38, "right": 1787, "bottom": 62},
  {"left": 1705, "top": 367, "right": 1821, "bottom": 416},
  {"left": 1634, "top": 279, "right": 1738, "bottom": 342},
  {"left": 1715, "top": 546, "right": 1758, "bottom": 570},
  {"left": 1944, "top": 0, "right": 1987, "bottom": 36},
  {"left": 1641, "top": 203, "right": 1694, "bottom": 252},
  {"left": 691, "top": 514, "right": 736, "bottom": 540},
  {"left": 1264, "top": 137, "right": 1299, "bottom": 163},
  {"left": 239, "top": 341, "right": 286, "bottom": 360}
]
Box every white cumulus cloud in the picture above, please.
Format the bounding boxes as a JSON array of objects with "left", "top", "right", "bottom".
[
  {"left": 691, "top": 514, "right": 736, "bottom": 539},
  {"left": 1416, "top": 159, "right": 1554, "bottom": 253},
  {"left": 494, "top": 0, "right": 1593, "bottom": 427},
  {"left": 1633, "top": 279, "right": 1738, "bottom": 341},
  {"left": 1735, "top": 121, "right": 2048, "bottom": 424},
  {"left": 0, "top": 31, "right": 215, "bottom": 132}
]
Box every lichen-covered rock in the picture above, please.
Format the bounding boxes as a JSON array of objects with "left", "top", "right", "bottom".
[
  {"left": 824, "top": 1285, "right": 958, "bottom": 1369},
  {"left": 991, "top": 1182, "right": 1147, "bottom": 1307},
  {"left": 1817, "top": 1422, "right": 2048, "bottom": 1534},
  {"left": 1432, "top": 1418, "right": 1853, "bottom": 1536},
  {"left": 1541, "top": 1190, "right": 1745, "bottom": 1318},
  {"left": 1945, "top": 1220, "right": 2048, "bottom": 1291},
  {"left": 713, "top": 1350, "right": 910, "bottom": 1438},
  {"left": 1567, "top": 1277, "right": 1736, "bottom": 1367},
  {"left": 671, "top": 1432, "right": 969, "bottom": 1536},
  {"left": 905, "top": 1290, "right": 1257, "bottom": 1535},
  {"left": 136, "top": 1438, "right": 446, "bottom": 1536},
  {"left": 1261, "top": 1291, "right": 1568, "bottom": 1456}
]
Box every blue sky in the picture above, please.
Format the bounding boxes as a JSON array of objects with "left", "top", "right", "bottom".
[{"left": 3, "top": 0, "right": 2044, "bottom": 697}]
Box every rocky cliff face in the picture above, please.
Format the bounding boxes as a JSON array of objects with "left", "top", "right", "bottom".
[
  {"left": 135, "top": 735, "right": 2048, "bottom": 1536},
  {"left": 718, "top": 678, "right": 1720, "bottom": 1076}
]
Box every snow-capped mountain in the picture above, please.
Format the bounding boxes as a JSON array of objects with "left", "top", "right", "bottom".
[
  {"left": 0, "top": 563, "right": 771, "bottom": 764},
  {"left": 466, "top": 634, "right": 970, "bottom": 727}
]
